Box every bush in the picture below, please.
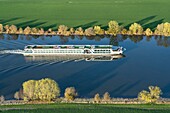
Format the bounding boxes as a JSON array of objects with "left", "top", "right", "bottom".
[
  {"left": 64, "top": 87, "right": 78, "bottom": 101},
  {"left": 9, "top": 25, "right": 17, "bottom": 34},
  {"left": 138, "top": 86, "right": 162, "bottom": 103},
  {"left": 18, "top": 28, "right": 24, "bottom": 34},
  {"left": 129, "top": 23, "right": 143, "bottom": 35}
]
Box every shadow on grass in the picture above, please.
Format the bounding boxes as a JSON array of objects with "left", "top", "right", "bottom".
[
  {"left": 73, "top": 21, "right": 98, "bottom": 29},
  {"left": 124, "top": 15, "right": 157, "bottom": 29},
  {"left": 16, "top": 19, "right": 38, "bottom": 28},
  {"left": 44, "top": 24, "right": 57, "bottom": 31},
  {"left": 0, "top": 17, "right": 22, "bottom": 24},
  {"left": 143, "top": 19, "right": 164, "bottom": 30}
]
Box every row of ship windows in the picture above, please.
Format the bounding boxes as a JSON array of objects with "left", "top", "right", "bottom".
[{"left": 33, "top": 50, "right": 82, "bottom": 53}]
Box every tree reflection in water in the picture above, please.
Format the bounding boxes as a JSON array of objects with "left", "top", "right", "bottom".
[{"left": 0, "top": 34, "right": 170, "bottom": 47}]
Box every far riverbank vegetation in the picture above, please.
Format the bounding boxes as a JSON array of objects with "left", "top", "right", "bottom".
[
  {"left": 0, "top": 78, "right": 167, "bottom": 105},
  {"left": 0, "top": 21, "right": 170, "bottom": 37}
]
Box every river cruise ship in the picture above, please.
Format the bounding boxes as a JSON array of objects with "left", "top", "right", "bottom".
[{"left": 22, "top": 45, "right": 124, "bottom": 56}]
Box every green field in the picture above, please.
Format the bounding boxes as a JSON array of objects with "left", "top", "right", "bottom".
[
  {"left": 0, "top": 0, "right": 169, "bottom": 30},
  {"left": 1, "top": 103, "right": 170, "bottom": 113}
]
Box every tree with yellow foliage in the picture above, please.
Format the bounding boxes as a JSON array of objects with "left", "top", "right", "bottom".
[
  {"left": 138, "top": 86, "right": 162, "bottom": 103},
  {"left": 94, "top": 93, "right": 101, "bottom": 103},
  {"left": 129, "top": 23, "right": 143, "bottom": 35},
  {"left": 84, "top": 27, "right": 96, "bottom": 36},
  {"left": 64, "top": 87, "right": 78, "bottom": 101},
  {"left": 145, "top": 28, "right": 153, "bottom": 36},
  {"left": 0, "top": 24, "right": 3, "bottom": 33},
  {"left": 75, "top": 27, "right": 84, "bottom": 35},
  {"left": 24, "top": 26, "right": 31, "bottom": 35},
  {"left": 154, "top": 22, "right": 170, "bottom": 37},
  {"left": 94, "top": 26, "right": 105, "bottom": 35},
  {"left": 106, "top": 20, "right": 120, "bottom": 36},
  {"left": 22, "top": 78, "right": 60, "bottom": 101},
  {"left": 103, "top": 92, "right": 111, "bottom": 102},
  {"left": 35, "top": 78, "right": 60, "bottom": 101},
  {"left": 23, "top": 80, "right": 36, "bottom": 101}
]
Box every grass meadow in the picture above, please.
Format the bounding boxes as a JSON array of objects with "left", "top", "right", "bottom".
[
  {"left": 0, "top": 0, "right": 169, "bottom": 30},
  {"left": 1, "top": 104, "right": 170, "bottom": 113}
]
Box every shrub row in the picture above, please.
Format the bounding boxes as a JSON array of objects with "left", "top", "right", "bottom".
[{"left": 0, "top": 21, "right": 170, "bottom": 37}]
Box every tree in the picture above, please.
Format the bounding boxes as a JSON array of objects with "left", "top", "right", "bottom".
[
  {"left": 154, "top": 22, "right": 170, "bottom": 36},
  {"left": 138, "top": 86, "right": 162, "bottom": 103},
  {"left": 0, "top": 95, "right": 5, "bottom": 103},
  {"left": 36, "top": 78, "right": 60, "bottom": 101},
  {"left": 64, "top": 87, "right": 78, "bottom": 101},
  {"left": 75, "top": 27, "right": 84, "bottom": 35},
  {"left": 106, "top": 20, "right": 120, "bottom": 36},
  {"left": 57, "top": 25, "right": 68, "bottom": 35},
  {"left": 24, "top": 26, "right": 31, "bottom": 35},
  {"left": 94, "top": 93, "right": 101, "bottom": 103},
  {"left": 14, "top": 91, "right": 20, "bottom": 100},
  {"left": 38, "top": 28, "right": 45, "bottom": 35},
  {"left": 103, "top": 92, "right": 111, "bottom": 102},
  {"left": 31, "top": 27, "right": 39, "bottom": 34},
  {"left": 145, "top": 28, "right": 153, "bottom": 36},
  {"left": 84, "top": 27, "right": 96, "bottom": 36},
  {"left": 23, "top": 80, "right": 36, "bottom": 101},
  {"left": 129, "top": 23, "right": 143, "bottom": 35},
  {"left": 121, "top": 28, "right": 128, "bottom": 35},
  {"left": 94, "top": 26, "right": 105, "bottom": 35},
  {"left": 0, "top": 24, "right": 3, "bottom": 33},
  {"left": 9, "top": 25, "right": 17, "bottom": 34},
  {"left": 4, "top": 25, "right": 10, "bottom": 33},
  {"left": 69, "top": 27, "right": 75, "bottom": 35},
  {"left": 18, "top": 28, "right": 24, "bottom": 34},
  {"left": 22, "top": 78, "right": 60, "bottom": 101}
]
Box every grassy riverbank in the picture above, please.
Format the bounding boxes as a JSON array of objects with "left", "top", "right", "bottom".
[
  {"left": 1, "top": 103, "right": 170, "bottom": 113},
  {"left": 0, "top": 0, "right": 169, "bottom": 30}
]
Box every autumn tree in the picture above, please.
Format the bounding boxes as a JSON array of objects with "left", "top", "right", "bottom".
[
  {"left": 22, "top": 78, "right": 60, "bottom": 101},
  {"left": 84, "top": 27, "right": 96, "bottom": 36},
  {"left": 18, "top": 28, "right": 24, "bottom": 34},
  {"left": 106, "top": 20, "right": 120, "bottom": 36},
  {"left": 14, "top": 91, "right": 20, "bottom": 100},
  {"left": 121, "top": 28, "right": 128, "bottom": 35},
  {"left": 0, "top": 95, "right": 5, "bottom": 103},
  {"left": 31, "top": 27, "right": 39, "bottom": 34},
  {"left": 103, "top": 92, "right": 111, "bottom": 102},
  {"left": 9, "top": 25, "right": 17, "bottom": 34},
  {"left": 0, "top": 24, "right": 3, "bottom": 33},
  {"left": 145, "top": 28, "right": 153, "bottom": 36},
  {"left": 57, "top": 25, "right": 68, "bottom": 35},
  {"left": 94, "top": 26, "right": 105, "bottom": 35},
  {"left": 154, "top": 22, "right": 170, "bottom": 36},
  {"left": 35, "top": 78, "right": 60, "bottom": 101},
  {"left": 94, "top": 93, "right": 101, "bottom": 103},
  {"left": 64, "top": 87, "right": 78, "bottom": 101},
  {"left": 4, "top": 25, "right": 10, "bottom": 33},
  {"left": 138, "top": 86, "right": 162, "bottom": 103},
  {"left": 38, "top": 28, "right": 45, "bottom": 35},
  {"left": 23, "top": 80, "right": 36, "bottom": 101},
  {"left": 69, "top": 27, "right": 75, "bottom": 35},
  {"left": 24, "top": 26, "right": 31, "bottom": 35},
  {"left": 75, "top": 27, "right": 84, "bottom": 35},
  {"left": 129, "top": 23, "right": 143, "bottom": 35}
]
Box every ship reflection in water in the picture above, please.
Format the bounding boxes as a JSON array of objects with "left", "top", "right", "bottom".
[{"left": 24, "top": 54, "right": 125, "bottom": 62}]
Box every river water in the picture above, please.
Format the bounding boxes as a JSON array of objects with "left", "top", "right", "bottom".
[{"left": 0, "top": 34, "right": 170, "bottom": 99}]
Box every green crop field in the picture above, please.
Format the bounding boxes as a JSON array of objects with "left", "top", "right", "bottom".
[
  {"left": 0, "top": 0, "right": 169, "bottom": 30},
  {"left": 1, "top": 103, "right": 170, "bottom": 113}
]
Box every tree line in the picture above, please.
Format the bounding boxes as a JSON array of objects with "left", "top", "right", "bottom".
[
  {"left": 0, "top": 21, "right": 170, "bottom": 37},
  {"left": 9, "top": 78, "right": 162, "bottom": 104}
]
